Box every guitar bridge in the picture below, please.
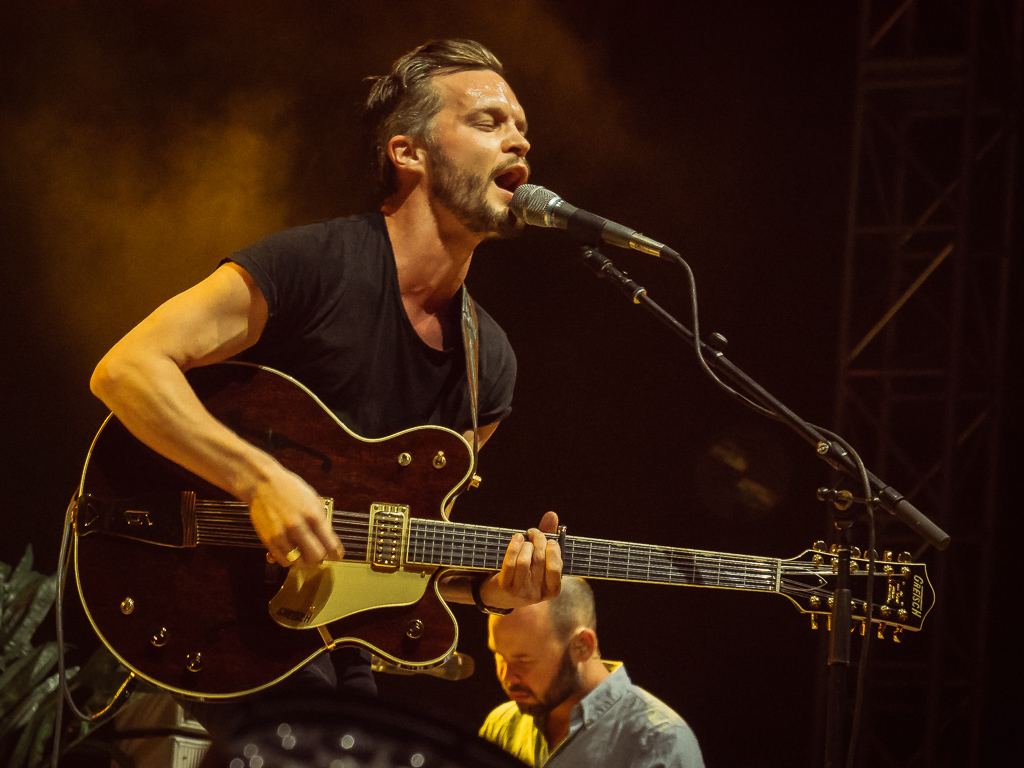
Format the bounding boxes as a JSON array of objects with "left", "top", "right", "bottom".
[{"left": 369, "top": 503, "right": 409, "bottom": 571}]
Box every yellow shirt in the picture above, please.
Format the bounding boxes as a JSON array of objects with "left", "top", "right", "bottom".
[{"left": 478, "top": 663, "right": 704, "bottom": 768}]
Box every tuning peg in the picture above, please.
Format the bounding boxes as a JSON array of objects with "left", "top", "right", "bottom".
[
  {"left": 877, "top": 624, "right": 886, "bottom": 640},
  {"left": 810, "top": 615, "right": 819, "bottom": 630},
  {"left": 892, "top": 627, "right": 902, "bottom": 644},
  {"left": 898, "top": 551, "right": 912, "bottom": 563}
]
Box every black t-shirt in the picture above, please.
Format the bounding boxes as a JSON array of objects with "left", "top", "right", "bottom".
[{"left": 227, "top": 213, "right": 516, "bottom": 438}]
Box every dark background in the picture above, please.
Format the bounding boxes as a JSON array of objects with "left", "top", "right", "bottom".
[{"left": 1, "top": 1, "right": 1015, "bottom": 765}]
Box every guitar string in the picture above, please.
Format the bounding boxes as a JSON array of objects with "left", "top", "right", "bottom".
[
  {"left": 193, "top": 505, "right": 824, "bottom": 589},
  {"left": 407, "top": 519, "right": 786, "bottom": 590},
  {"left": 193, "top": 508, "right": 839, "bottom": 593},
  {"left": 194, "top": 518, "right": 781, "bottom": 590},
  {"left": 190, "top": 507, "right": 886, "bottom": 605}
]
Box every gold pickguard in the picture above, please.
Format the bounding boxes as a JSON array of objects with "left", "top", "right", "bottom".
[{"left": 269, "top": 560, "right": 431, "bottom": 629}]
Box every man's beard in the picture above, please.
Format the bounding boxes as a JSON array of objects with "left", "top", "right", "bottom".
[
  {"left": 428, "top": 146, "right": 524, "bottom": 240},
  {"left": 506, "top": 646, "right": 581, "bottom": 718}
]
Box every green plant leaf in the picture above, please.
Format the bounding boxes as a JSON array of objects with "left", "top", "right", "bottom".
[
  {"left": 5, "top": 713, "right": 39, "bottom": 768},
  {"left": 1, "top": 546, "right": 35, "bottom": 610},
  {"left": 0, "top": 561, "right": 11, "bottom": 601},
  {"left": 23, "top": 700, "right": 54, "bottom": 768},
  {"left": 1, "top": 546, "right": 141, "bottom": 768},
  {"left": 0, "top": 643, "right": 60, "bottom": 721},
  {"left": 0, "top": 571, "right": 45, "bottom": 662},
  {"left": 0, "top": 656, "right": 72, "bottom": 742},
  {"left": 1, "top": 571, "right": 56, "bottom": 667},
  {"left": 0, "top": 667, "right": 73, "bottom": 768}
]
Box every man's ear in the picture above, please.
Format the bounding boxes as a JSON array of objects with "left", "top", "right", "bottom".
[
  {"left": 571, "top": 628, "right": 599, "bottom": 663},
  {"left": 387, "top": 134, "right": 427, "bottom": 176}
]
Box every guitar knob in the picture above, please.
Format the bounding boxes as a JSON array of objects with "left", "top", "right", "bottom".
[
  {"left": 186, "top": 653, "right": 203, "bottom": 673},
  {"left": 406, "top": 619, "right": 424, "bottom": 640},
  {"left": 151, "top": 628, "right": 168, "bottom": 647}
]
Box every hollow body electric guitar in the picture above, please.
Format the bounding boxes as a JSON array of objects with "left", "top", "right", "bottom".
[{"left": 73, "top": 363, "right": 935, "bottom": 700}]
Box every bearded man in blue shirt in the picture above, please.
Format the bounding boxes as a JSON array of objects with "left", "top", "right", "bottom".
[{"left": 481, "top": 577, "right": 705, "bottom": 767}]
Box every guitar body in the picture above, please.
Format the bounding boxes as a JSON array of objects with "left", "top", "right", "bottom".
[
  {"left": 73, "top": 363, "right": 937, "bottom": 699},
  {"left": 74, "top": 363, "right": 474, "bottom": 699}
]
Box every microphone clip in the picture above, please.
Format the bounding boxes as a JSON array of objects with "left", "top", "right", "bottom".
[
  {"left": 816, "top": 487, "right": 878, "bottom": 511},
  {"left": 580, "top": 246, "right": 647, "bottom": 305}
]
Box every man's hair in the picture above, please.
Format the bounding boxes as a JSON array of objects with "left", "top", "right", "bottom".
[
  {"left": 547, "top": 577, "right": 597, "bottom": 642},
  {"left": 363, "top": 39, "right": 504, "bottom": 199}
]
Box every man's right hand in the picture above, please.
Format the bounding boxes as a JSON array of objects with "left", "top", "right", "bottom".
[{"left": 248, "top": 464, "right": 345, "bottom": 567}]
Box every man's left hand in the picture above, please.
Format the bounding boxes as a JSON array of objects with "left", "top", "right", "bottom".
[{"left": 479, "top": 510, "right": 562, "bottom": 610}]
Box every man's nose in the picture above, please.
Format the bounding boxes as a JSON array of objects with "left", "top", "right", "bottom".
[{"left": 506, "top": 129, "right": 529, "bottom": 157}]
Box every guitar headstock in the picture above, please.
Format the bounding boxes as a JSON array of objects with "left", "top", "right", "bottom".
[{"left": 780, "top": 543, "right": 934, "bottom": 640}]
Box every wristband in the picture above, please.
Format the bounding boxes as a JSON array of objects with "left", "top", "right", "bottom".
[{"left": 471, "top": 576, "right": 513, "bottom": 615}]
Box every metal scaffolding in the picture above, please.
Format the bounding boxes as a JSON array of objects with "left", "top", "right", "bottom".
[{"left": 830, "top": 0, "right": 1020, "bottom": 765}]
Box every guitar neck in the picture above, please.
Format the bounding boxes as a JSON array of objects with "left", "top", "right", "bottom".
[{"left": 408, "top": 519, "right": 783, "bottom": 595}]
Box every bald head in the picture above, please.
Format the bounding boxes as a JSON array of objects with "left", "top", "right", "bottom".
[
  {"left": 546, "top": 576, "right": 596, "bottom": 641},
  {"left": 490, "top": 576, "right": 597, "bottom": 643}
]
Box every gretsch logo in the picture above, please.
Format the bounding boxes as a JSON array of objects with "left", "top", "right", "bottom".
[
  {"left": 912, "top": 574, "right": 924, "bottom": 618},
  {"left": 276, "top": 607, "right": 314, "bottom": 624}
]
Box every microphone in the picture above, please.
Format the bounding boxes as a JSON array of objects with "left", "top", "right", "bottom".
[
  {"left": 510, "top": 184, "right": 675, "bottom": 258},
  {"left": 370, "top": 652, "right": 475, "bottom": 681}
]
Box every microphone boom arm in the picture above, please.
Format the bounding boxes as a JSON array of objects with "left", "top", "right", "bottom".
[{"left": 578, "top": 245, "right": 950, "bottom": 551}]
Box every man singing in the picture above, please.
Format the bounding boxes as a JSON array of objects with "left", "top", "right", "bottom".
[{"left": 90, "top": 38, "right": 562, "bottom": 731}]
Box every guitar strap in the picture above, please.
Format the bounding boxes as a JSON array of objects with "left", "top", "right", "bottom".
[{"left": 459, "top": 284, "right": 481, "bottom": 476}]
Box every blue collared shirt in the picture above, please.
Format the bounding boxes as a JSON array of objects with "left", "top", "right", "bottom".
[{"left": 479, "top": 664, "right": 704, "bottom": 767}]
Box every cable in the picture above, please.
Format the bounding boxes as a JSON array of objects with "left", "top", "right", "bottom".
[
  {"left": 662, "top": 249, "right": 783, "bottom": 421},
  {"left": 813, "top": 428, "right": 877, "bottom": 768},
  {"left": 52, "top": 493, "right": 136, "bottom": 768}
]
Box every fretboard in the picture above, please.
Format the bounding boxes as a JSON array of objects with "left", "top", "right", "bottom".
[{"left": 407, "top": 519, "right": 782, "bottom": 595}]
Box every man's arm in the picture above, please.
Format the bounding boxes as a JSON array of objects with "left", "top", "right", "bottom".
[
  {"left": 90, "top": 261, "right": 343, "bottom": 567},
  {"left": 92, "top": 263, "right": 559, "bottom": 601}
]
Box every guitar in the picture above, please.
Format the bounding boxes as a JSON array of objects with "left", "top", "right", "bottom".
[{"left": 73, "top": 362, "right": 934, "bottom": 700}]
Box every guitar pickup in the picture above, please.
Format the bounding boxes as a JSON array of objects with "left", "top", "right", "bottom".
[{"left": 369, "top": 503, "right": 409, "bottom": 571}]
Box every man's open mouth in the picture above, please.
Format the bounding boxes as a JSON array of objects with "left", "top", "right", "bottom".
[{"left": 493, "top": 164, "right": 529, "bottom": 194}]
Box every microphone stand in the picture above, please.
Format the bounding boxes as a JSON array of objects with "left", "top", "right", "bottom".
[{"left": 577, "top": 245, "right": 949, "bottom": 767}]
